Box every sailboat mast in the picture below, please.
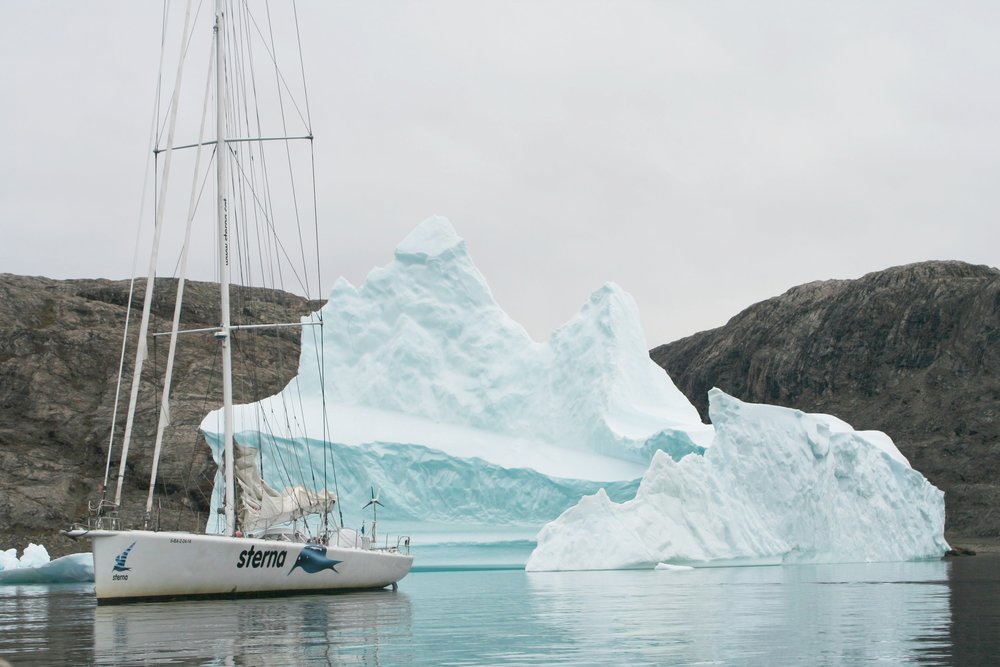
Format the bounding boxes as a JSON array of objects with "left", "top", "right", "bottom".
[{"left": 215, "top": 0, "right": 236, "bottom": 537}]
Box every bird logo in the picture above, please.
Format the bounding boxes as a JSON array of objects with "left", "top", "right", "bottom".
[
  {"left": 112, "top": 542, "right": 136, "bottom": 572},
  {"left": 288, "top": 544, "right": 343, "bottom": 575}
]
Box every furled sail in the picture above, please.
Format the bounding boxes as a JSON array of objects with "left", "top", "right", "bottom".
[{"left": 233, "top": 443, "right": 335, "bottom": 533}]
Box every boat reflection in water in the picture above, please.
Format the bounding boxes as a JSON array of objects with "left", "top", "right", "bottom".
[{"left": 92, "top": 589, "right": 413, "bottom": 665}]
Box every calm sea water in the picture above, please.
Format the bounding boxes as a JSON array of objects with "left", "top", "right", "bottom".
[{"left": 1, "top": 557, "right": 997, "bottom": 665}]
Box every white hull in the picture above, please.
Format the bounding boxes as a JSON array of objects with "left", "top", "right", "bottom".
[{"left": 73, "top": 530, "right": 412, "bottom": 603}]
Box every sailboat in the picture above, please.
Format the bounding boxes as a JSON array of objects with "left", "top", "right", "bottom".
[{"left": 63, "top": 1, "right": 413, "bottom": 603}]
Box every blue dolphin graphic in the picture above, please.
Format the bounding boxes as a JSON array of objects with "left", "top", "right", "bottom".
[
  {"left": 113, "top": 542, "right": 136, "bottom": 572},
  {"left": 288, "top": 544, "right": 342, "bottom": 575}
]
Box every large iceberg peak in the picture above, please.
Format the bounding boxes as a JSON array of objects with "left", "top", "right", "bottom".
[
  {"left": 550, "top": 281, "right": 704, "bottom": 432},
  {"left": 202, "top": 217, "right": 713, "bottom": 537},
  {"left": 304, "top": 216, "right": 535, "bottom": 421},
  {"left": 275, "top": 216, "right": 709, "bottom": 453},
  {"left": 584, "top": 280, "right": 634, "bottom": 313},
  {"left": 394, "top": 215, "right": 466, "bottom": 261},
  {"left": 362, "top": 215, "right": 501, "bottom": 318},
  {"left": 550, "top": 282, "right": 647, "bottom": 384},
  {"left": 569, "top": 282, "right": 648, "bottom": 351}
]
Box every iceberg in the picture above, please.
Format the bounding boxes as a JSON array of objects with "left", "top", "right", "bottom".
[
  {"left": 201, "top": 217, "right": 711, "bottom": 544},
  {"left": 0, "top": 544, "right": 94, "bottom": 584},
  {"left": 525, "top": 389, "right": 949, "bottom": 571},
  {"left": 197, "top": 217, "right": 945, "bottom": 568}
]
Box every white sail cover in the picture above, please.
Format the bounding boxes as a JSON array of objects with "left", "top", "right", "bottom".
[{"left": 234, "top": 444, "right": 335, "bottom": 533}]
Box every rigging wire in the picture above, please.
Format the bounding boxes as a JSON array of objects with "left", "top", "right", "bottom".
[
  {"left": 264, "top": 0, "right": 313, "bottom": 297},
  {"left": 155, "top": 0, "right": 207, "bottom": 152},
  {"left": 145, "top": 41, "right": 217, "bottom": 519},
  {"left": 236, "top": 1, "right": 276, "bottom": 294},
  {"left": 296, "top": 26, "right": 339, "bottom": 529},
  {"left": 225, "top": 148, "right": 309, "bottom": 292},
  {"left": 216, "top": 0, "right": 326, "bottom": 535},
  {"left": 291, "top": 0, "right": 340, "bottom": 530},
  {"left": 296, "top": 0, "right": 340, "bottom": 530},
  {"left": 101, "top": 0, "right": 176, "bottom": 505},
  {"left": 119, "top": 0, "right": 343, "bottom": 539},
  {"left": 292, "top": 0, "right": 313, "bottom": 131},
  {"left": 245, "top": 3, "right": 310, "bottom": 130},
  {"left": 262, "top": 0, "right": 324, "bottom": 528},
  {"left": 114, "top": 0, "right": 197, "bottom": 510}
]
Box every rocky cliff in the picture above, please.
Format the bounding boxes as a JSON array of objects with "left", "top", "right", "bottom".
[
  {"left": 0, "top": 274, "right": 318, "bottom": 557},
  {"left": 651, "top": 261, "right": 1000, "bottom": 540}
]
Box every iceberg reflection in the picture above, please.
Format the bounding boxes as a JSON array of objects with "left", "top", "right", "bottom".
[{"left": 526, "top": 561, "right": 953, "bottom": 664}]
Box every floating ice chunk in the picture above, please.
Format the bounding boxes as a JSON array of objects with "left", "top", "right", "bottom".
[
  {"left": 654, "top": 563, "right": 694, "bottom": 571},
  {"left": 0, "top": 554, "right": 94, "bottom": 584},
  {"left": 526, "top": 389, "right": 949, "bottom": 571},
  {"left": 20, "top": 543, "right": 50, "bottom": 568},
  {"left": 0, "top": 543, "right": 49, "bottom": 571},
  {"left": 0, "top": 548, "right": 18, "bottom": 571},
  {"left": 0, "top": 544, "right": 94, "bottom": 584}
]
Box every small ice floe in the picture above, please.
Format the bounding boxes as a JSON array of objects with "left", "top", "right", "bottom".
[
  {"left": 0, "top": 544, "right": 94, "bottom": 584},
  {"left": 654, "top": 562, "right": 694, "bottom": 572}
]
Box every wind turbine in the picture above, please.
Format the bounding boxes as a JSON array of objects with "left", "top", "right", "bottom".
[{"left": 362, "top": 486, "right": 384, "bottom": 544}]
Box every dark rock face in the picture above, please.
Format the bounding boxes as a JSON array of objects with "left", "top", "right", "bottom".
[
  {"left": 651, "top": 261, "right": 1000, "bottom": 539},
  {"left": 0, "top": 274, "right": 318, "bottom": 557}
]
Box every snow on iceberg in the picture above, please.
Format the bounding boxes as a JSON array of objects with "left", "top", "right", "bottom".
[
  {"left": 525, "top": 389, "right": 949, "bottom": 571},
  {"left": 0, "top": 544, "right": 94, "bottom": 584},
  {"left": 201, "top": 217, "right": 711, "bottom": 535}
]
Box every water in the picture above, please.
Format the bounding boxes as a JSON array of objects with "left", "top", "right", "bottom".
[{"left": 1, "top": 557, "right": 997, "bottom": 665}]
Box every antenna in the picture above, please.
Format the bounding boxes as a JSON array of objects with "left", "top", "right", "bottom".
[{"left": 362, "top": 486, "right": 384, "bottom": 544}]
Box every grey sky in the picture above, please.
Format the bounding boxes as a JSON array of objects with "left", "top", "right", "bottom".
[{"left": 2, "top": 1, "right": 998, "bottom": 346}]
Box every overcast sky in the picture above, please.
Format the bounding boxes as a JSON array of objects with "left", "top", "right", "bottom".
[{"left": 3, "top": 1, "right": 998, "bottom": 346}]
